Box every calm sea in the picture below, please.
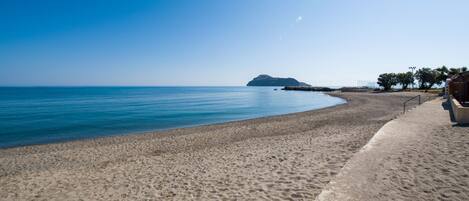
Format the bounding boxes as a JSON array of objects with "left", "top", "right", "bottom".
[{"left": 0, "top": 87, "right": 345, "bottom": 148}]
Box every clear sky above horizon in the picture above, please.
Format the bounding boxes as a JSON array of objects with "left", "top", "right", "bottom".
[{"left": 1, "top": 0, "right": 468, "bottom": 86}]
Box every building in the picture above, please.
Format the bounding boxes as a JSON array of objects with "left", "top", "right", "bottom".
[
  {"left": 448, "top": 72, "right": 469, "bottom": 105},
  {"left": 448, "top": 71, "right": 469, "bottom": 124}
]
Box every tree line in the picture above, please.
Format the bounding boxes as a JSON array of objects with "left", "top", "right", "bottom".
[{"left": 377, "top": 66, "right": 468, "bottom": 91}]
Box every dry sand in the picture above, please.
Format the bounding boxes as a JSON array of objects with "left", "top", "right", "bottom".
[
  {"left": 0, "top": 92, "right": 435, "bottom": 200},
  {"left": 317, "top": 98, "right": 469, "bottom": 201}
]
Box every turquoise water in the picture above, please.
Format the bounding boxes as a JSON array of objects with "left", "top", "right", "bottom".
[{"left": 0, "top": 87, "right": 345, "bottom": 148}]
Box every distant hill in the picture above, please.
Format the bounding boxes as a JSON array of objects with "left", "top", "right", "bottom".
[{"left": 246, "top": 74, "right": 310, "bottom": 87}]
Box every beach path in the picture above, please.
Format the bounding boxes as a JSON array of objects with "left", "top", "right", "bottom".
[{"left": 317, "top": 98, "right": 469, "bottom": 201}]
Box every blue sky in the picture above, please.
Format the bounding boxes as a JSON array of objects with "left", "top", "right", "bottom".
[{"left": 1, "top": 0, "right": 468, "bottom": 86}]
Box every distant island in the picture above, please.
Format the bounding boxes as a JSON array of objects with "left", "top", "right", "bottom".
[{"left": 246, "top": 74, "right": 311, "bottom": 86}]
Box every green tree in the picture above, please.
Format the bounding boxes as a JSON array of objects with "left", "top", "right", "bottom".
[
  {"left": 448, "top": 67, "right": 468, "bottom": 77},
  {"left": 415, "top": 68, "right": 435, "bottom": 89},
  {"left": 377, "top": 73, "right": 398, "bottom": 91},
  {"left": 449, "top": 68, "right": 460, "bottom": 77},
  {"left": 396, "top": 72, "right": 414, "bottom": 90},
  {"left": 435, "top": 66, "right": 449, "bottom": 83}
]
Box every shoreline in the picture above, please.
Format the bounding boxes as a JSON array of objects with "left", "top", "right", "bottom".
[
  {"left": 0, "top": 92, "right": 348, "bottom": 152},
  {"left": 0, "top": 92, "right": 435, "bottom": 200},
  {"left": 0, "top": 91, "right": 346, "bottom": 150}
]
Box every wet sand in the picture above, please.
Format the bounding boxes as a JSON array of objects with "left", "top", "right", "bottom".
[{"left": 0, "top": 92, "right": 433, "bottom": 200}]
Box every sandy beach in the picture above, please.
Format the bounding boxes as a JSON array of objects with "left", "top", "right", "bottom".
[{"left": 0, "top": 92, "right": 436, "bottom": 200}]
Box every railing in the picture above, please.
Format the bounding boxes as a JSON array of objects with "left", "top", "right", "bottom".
[{"left": 403, "top": 95, "right": 421, "bottom": 113}]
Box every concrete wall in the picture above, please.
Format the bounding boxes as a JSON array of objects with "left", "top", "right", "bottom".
[{"left": 450, "top": 96, "right": 469, "bottom": 124}]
